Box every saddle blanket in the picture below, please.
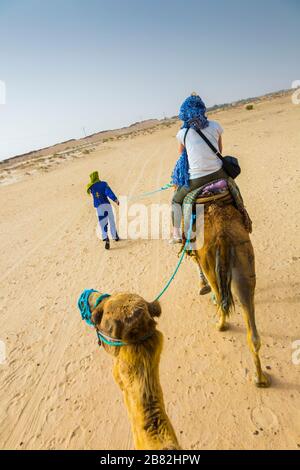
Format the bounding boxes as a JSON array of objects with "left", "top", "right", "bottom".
[
  {"left": 182, "top": 177, "right": 252, "bottom": 238},
  {"left": 201, "top": 179, "right": 228, "bottom": 196}
]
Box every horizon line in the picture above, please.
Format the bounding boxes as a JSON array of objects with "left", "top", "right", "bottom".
[{"left": 0, "top": 87, "right": 292, "bottom": 165}]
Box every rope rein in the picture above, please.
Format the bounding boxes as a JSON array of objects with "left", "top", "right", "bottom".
[
  {"left": 154, "top": 213, "right": 195, "bottom": 301},
  {"left": 78, "top": 182, "right": 195, "bottom": 348},
  {"left": 77, "top": 215, "right": 194, "bottom": 348},
  {"left": 128, "top": 183, "right": 172, "bottom": 201}
]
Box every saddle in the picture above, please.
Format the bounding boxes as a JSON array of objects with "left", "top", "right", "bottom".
[
  {"left": 195, "top": 179, "right": 232, "bottom": 205},
  {"left": 182, "top": 178, "right": 252, "bottom": 234}
]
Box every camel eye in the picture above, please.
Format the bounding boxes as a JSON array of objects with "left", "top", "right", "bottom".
[
  {"left": 132, "top": 307, "right": 143, "bottom": 316},
  {"left": 125, "top": 307, "right": 144, "bottom": 324}
]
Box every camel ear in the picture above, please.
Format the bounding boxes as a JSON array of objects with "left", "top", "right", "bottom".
[
  {"left": 91, "top": 298, "right": 108, "bottom": 327},
  {"left": 91, "top": 304, "right": 103, "bottom": 327},
  {"left": 147, "top": 300, "right": 161, "bottom": 318}
]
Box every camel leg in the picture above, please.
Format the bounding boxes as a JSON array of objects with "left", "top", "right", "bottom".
[
  {"left": 191, "top": 255, "right": 211, "bottom": 295},
  {"left": 232, "top": 261, "right": 270, "bottom": 387},
  {"left": 195, "top": 253, "right": 229, "bottom": 331},
  {"left": 215, "top": 308, "right": 229, "bottom": 332},
  {"left": 196, "top": 262, "right": 212, "bottom": 296}
]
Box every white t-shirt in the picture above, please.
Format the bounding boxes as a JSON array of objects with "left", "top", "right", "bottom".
[{"left": 176, "top": 120, "right": 223, "bottom": 179}]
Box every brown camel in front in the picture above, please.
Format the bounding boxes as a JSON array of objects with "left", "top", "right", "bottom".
[
  {"left": 88, "top": 292, "right": 180, "bottom": 450},
  {"left": 191, "top": 201, "right": 270, "bottom": 387}
]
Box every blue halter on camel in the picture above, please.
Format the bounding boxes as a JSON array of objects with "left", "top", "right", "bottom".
[
  {"left": 77, "top": 289, "right": 129, "bottom": 346},
  {"left": 171, "top": 93, "right": 209, "bottom": 189}
]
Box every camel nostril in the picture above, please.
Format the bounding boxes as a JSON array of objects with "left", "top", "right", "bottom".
[{"left": 130, "top": 328, "right": 139, "bottom": 336}]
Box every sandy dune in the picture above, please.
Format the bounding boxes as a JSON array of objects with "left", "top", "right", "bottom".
[{"left": 0, "top": 93, "right": 299, "bottom": 450}]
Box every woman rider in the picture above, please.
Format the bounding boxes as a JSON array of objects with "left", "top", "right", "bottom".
[
  {"left": 171, "top": 93, "right": 228, "bottom": 243},
  {"left": 171, "top": 93, "right": 229, "bottom": 295}
]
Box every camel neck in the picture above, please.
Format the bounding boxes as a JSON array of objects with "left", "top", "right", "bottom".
[{"left": 114, "top": 337, "right": 179, "bottom": 450}]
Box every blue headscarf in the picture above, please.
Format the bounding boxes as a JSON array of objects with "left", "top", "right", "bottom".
[
  {"left": 171, "top": 94, "right": 209, "bottom": 188},
  {"left": 179, "top": 94, "right": 209, "bottom": 130}
]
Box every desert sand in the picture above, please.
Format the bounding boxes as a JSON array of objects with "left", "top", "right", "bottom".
[{"left": 0, "top": 93, "right": 299, "bottom": 450}]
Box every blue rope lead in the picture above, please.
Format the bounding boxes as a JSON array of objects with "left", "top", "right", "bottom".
[
  {"left": 129, "top": 183, "right": 172, "bottom": 201},
  {"left": 154, "top": 214, "right": 195, "bottom": 302},
  {"left": 77, "top": 214, "right": 195, "bottom": 347}
]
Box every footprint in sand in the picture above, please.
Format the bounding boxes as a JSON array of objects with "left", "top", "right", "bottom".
[
  {"left": 68, "top": 425, "right": 84, "bottom": 444},
  {"left": 6, "top": 392, "right": 25, "bottom": 417},
  {"left": 65, "top": 361, "right": 74, "bottom": 375},
  {"left": 251, "top": 406, "right": 279, "bottom": 432}
]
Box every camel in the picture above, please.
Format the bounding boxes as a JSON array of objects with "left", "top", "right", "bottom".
[
  {"left": 188, "top": 195, "right": 270, "bottom": 388},
  {"left": 88, "top": 291, "right": 180, "bottom": 450}
]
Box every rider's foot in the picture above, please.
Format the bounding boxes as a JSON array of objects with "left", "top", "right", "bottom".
[{"left": 199, "top": 283, "right": 211, "bottom": 295}]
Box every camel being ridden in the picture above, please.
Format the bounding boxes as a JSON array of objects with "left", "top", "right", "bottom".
[{"left": 183, "top": 185, "right": 270, "bottom": 388}]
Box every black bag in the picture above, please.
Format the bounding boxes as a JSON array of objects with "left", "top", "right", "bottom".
[{"left": 185, "top": 127, "right": 241, "bottom": 179}]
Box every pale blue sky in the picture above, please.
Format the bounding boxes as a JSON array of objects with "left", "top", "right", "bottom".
[{"left": 0, "top": 0, "right": 299, "bottom": 160}]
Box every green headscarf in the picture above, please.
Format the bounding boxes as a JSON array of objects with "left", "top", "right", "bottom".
[{"left": 86, "top": 171, "right": 100, "bottom": 194}]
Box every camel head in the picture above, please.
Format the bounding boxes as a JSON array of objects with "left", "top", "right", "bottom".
[{"left": 88, "top": 292, "right": 161, "bottom": 355}]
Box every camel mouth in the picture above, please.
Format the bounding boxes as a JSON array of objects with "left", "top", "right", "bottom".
[{"left": 96, "top": 327, "right": 155, "bottom": 347}]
